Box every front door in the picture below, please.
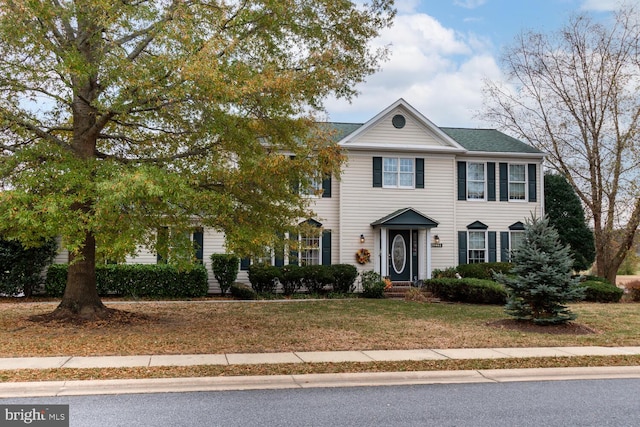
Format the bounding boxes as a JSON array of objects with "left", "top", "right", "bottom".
[{"left": 389, "top": 230, "right": 411, "bottom": 281}]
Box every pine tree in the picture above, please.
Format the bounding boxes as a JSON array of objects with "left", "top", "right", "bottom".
[{"left": 494, "top": 215, "right": 584, "bottom": 325}]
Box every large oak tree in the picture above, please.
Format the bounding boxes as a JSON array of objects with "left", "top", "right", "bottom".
[
  {"left": 483, "top": 6, "right": 640, "bottom": 284},
  {"left": 0, "top": 0, "right": 394, "bottom": 319}
]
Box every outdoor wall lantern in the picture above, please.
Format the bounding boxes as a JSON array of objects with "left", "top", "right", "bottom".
[
  {"left": 431, "top": 235, "right": 443, "bottom": 248},
  {"left": 360, "top": 234, "right": 366, "bottom": 244}
]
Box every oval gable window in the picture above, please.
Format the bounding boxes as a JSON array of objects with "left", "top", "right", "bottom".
[{"left": 392, "top": 114, "right": 406, "bottom": 129}]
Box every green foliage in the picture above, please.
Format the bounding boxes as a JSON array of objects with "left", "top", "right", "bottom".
[
  {"left": 300, "top": 264, "right": 333, "bottom": 294},
  {"left": 494, "top": 215, "right": 584, "bottom": 325},
  {"left": 544, "top": 173, "right": 595, "bottom": 272},
  {"left": 424, "top": 278, "right": 507, "bottom": 305},
  {"left": 360, "top": 271, "right": 386, "bottom": 299},
  {"left": 329, "top": 264, "right": 359, "bottom": 293},
  {"left": 0, "top": 239, "right": 58, "bottom": 297},
  {"left": 279, "top": 264, "right": 305, "bottom": 296},
  {"left": 0, "top": 1, "right": 394, "bottom": 313},
  {"left": 456, "top": 262, "right": 513, "bottom": 280},
  {"left": 579, "top": 279, "right": 623, "bottom": 303},
  {"left": 431, "top": 267, "right": 458, "bottom": 279},
  {"left": 229, "top": 282, "right": 258, "bottom": 300},
  {"left": 45, "top": 264, "right": 208, "bottom": 298},
  {"left": 617, "top": 249, "right": 639, "bottom": 275},
  {"left": 247, "top": 264, "right": 280, "bottom": 294},
  {"left": 210, "top": 254, "right": 239, "bottom": 296}
]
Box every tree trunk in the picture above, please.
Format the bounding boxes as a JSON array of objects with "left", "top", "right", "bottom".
[{"left": 50, "top": 231, "right": 109, "bottom": 320}]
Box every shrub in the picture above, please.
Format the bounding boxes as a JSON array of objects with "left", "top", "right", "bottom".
[
  {"left": 210, "top": 254, "right": 239, "bottom": 296},
  {"left": 45, "top": 263, "right": 208, "bottom": 298},
  {"left": 580, "top": 279, "right": 623, "bottom": 303},
  {"left": 360, "top": 270, "right": 386, "bottom": 298},
  {"left": 456, "top": 262, "right": 513, "bottom": 280},
  {"left": 431, "top": 267, "right": 458, "bottom": 279},
  {"left": 301, "top": 264, "right": 333, "bottom": 294},
  {"left": 0, "top": 239, "right": 57, "bottom": 297},
  {"left": 247, "top": 264, "right": 280, "bottom": 294},
  {"left": 230, "top": 282, "right": 257, "bottom": 300},
  {"left": 279, "top": 264, "right": 305, "bottom": 296},
  {"left": 625, "top": 280, "right": 640, "bottom": 302},
  {"left": 424, "top": 278, "right": 507, "bottom": 304},
  {"left": 329, "top": 264, "right": 358, "bottom": 294}
]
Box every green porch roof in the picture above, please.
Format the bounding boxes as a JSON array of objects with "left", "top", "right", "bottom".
[{"left": 371, "top": 208, "right": 439, "bottom": 228}]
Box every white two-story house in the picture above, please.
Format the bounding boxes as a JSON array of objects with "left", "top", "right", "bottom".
[{"left": 55, "top": 99, "right": 544, "bottom": 292}]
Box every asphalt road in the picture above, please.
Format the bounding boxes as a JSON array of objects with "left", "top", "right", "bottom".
[{"left": 3, "top": 379, "right": 640, "bottom": 426}]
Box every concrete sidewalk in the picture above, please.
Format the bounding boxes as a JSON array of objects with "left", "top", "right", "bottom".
[
  {"left": 1, "top": 346, "right": 640, "bottom": 370},
  {"left": 2, "top": 347, "right": 640, "bottom": 398}
]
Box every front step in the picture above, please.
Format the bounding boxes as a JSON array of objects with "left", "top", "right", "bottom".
[{"left": 384, "top": 283, "right": 437, "bottom": 301}]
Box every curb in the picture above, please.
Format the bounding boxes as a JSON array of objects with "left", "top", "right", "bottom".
[{"left": 2, "top": 366, "right": 640, "bottom": 398}]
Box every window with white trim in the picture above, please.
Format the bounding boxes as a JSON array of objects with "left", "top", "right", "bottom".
[
  {"left": 509, "top": 164, "right": 526, "bottom": 201},
  {"left": 510, "top": 231, "right": 525, "bottom": 253},
  {"left": 300, "top": 233, "right": 320, "bottom": 265},
  {"left": 467, "top": 162, "right": 485, "bottom": 200},
  {"left": 383, "top": 157, "right": 414, "bottom": 188},
  {"left": 468, "top": 231, "right": 487, "bottom": 263}
]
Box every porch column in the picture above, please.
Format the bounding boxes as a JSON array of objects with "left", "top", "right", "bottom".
[
  {"left": 380, "top": 227, "right": 388, "bottom": 277},
  {"left": 420, "top": 228, "right": 428, "bottom": 280}
]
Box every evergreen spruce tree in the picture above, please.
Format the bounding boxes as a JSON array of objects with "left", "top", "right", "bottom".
[{"left": 494, "top": 215, "right": 584, "bottom": 325}]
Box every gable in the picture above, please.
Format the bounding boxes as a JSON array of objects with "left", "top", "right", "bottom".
[
  {"left": 371, "top": 208, "right": 439, "bottom": 228},
  {"left": 337, "top": 99, "right": 465, "bottom": 153}
]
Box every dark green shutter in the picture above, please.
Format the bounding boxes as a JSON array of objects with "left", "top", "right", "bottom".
[
  {"left": 457, "top": 161, "right": 466, "bottom": 200},
  {"left": 373, "top": 157, "right": 382, "bottom": 187},
  {"left": 500, "top": 231, "right": 510, "bottom": 262},
  {"left": 499, "top": 163, "right": 508, "bottom": 201},
  {"left": 322, "top": 176, "right": 332, "bottom": 198},
  {"left": 488, "top": 231, "right": 497, "bottom": 262},
  {"left": 240, "top": 257, "right": 250, "bottom": 271},
  {"left": 321, "top": 230, "right": 332, "bottom": 266},
  {"left": 415, "top": 158, "right": 424, "bottom": 189},
  {"left": 458, "top": 231, "right": 467, "bottom": 265},
  {"left": 275, "top": 232, "right": 285, "bottom": 267},
  {"left": 528, "top": 164, "right": 537, "bottom": 202},
  {"left": 193, "top": 228, "right": 204, "bottom": 263},
  {"left": 487, "top": 162, "right": 496, "bottom": 201},
  {"left": 156, "top": 227, "right": 169, "bottom": 264}
]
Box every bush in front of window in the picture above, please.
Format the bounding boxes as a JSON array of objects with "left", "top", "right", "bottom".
[
  {"left": 210, "top": 253, "right": 240, "bottom": 296},
  {"left": 301, "top": 264, "right": 333, "bottom": 294},
  {"left": 423, "top": 278, "right": 507, "bottom": 305},
  {"left": 247, "top": 264, "right": 280, "bottom": 294},
  {"left": 329, "top": 264, "right": 359, "bottom": 293},
  {"left": 456, "top": 262, "right": 513, "bottom": 280},
  {"left": 280, "top": 264, "right": 305, "bottom": 296},
  {"left": 45, "top": 264, "right": 208, "bottom": 298}
]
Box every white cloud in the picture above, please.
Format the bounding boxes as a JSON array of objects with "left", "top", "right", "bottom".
[
  {"left": 580, "top": 0, "right": 621, "bottom": 11},
  {"left": 453, "top": 0, "right": 487, "bottom": 9},
  {"left": 324, "top": 11, "right": 501, "bottom": 128}
]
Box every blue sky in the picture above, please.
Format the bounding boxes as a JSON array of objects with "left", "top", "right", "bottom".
[{"left": 325, "top": 0, "right": 622, "bottom": 127}]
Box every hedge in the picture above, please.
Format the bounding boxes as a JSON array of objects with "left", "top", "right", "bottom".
[
  {"left": 456, "top": 262, "right": 513, "bottom": 280},
  {"left": 247, "top": 263, "right": 359, "bottom": 295},
  {"left": 579, "top": 279, "right": 623, "bottom": 303},
  {"left": 424, "top": 278, "right": 507, "bottom": 304},
  {"left": 0, "top": 239, "right": 57, "bottom": 297},
  {"left": 45, "top": 264, "right": 208, "bottom": 298}
]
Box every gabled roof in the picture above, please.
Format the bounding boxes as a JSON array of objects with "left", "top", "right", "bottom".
[
  {"left": 371, "top": 208, "right": 439, "bottom": 228},
  {"left": 326, "top": 99, "right": 544, "bottom": 157},
  {"left": 440, "top": 128, "right": 542, "bottom": 154}
]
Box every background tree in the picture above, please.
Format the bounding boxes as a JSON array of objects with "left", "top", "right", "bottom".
[
  {"left": 0, "top": 1, "right": 395, "bottom": 320},
  {"left": 494, "top": 216, "right": 583, "bottom": 325},
  {"left": 483, "top": 6, "right": 640, "bottom": 285},
  {"left": 544, "top": 173, "right": 595, "bottom": 272}
]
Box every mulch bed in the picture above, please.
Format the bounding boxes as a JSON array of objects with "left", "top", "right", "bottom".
[{"left": 487, "top": 319, "right": 598, "bottom": 335}]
